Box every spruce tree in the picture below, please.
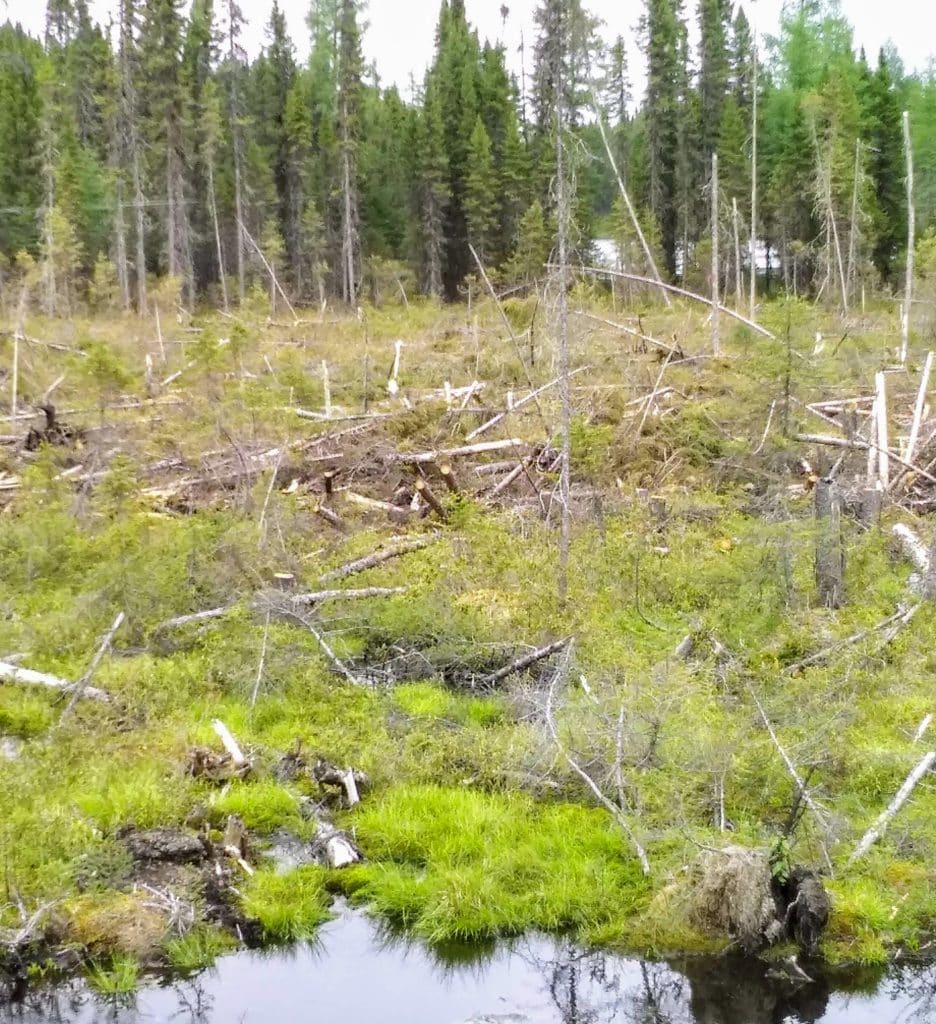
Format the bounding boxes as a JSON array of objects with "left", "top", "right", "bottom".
[{"left": 464, "top": 117, "right": 497, "bottom": 263}]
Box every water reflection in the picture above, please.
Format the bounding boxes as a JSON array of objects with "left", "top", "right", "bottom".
[{"left": 2, "top": 910, "right": 935, "bottom": 1024}]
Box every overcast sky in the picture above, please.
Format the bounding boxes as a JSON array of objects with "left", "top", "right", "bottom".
[{"left": 5, "top": 0, "right": 935, "bottom": 99}]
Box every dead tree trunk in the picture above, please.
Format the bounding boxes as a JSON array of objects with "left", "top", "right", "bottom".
[
  {"left": 711, "top": 152, "right": 720, "bottom": 356},
  {"left": 901, "top": 111, "right": 915, "bottom": 366},
  {"left": 815, "top": 477, "right": 844, "bottom": 608}
]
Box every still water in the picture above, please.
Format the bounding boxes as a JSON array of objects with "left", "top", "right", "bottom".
[{"left": 2, "top": 906, "right": 934, "bottom": 1024}]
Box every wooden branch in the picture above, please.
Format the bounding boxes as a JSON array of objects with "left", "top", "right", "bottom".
[
  {"left": 212, "top": 719, "right": 247, "bottom": 766},
  {"left": 903, "top": 352, "right": 933, "bottom": 468},
  {"left": 469, "top": 243, "right": 542, "bottom": 412},
  {"left": 489, "top": 461, "right": 527, "bottom": 498},
  {"left": 313, "top": 502, "right": 347, "bottom": 533},
  {"left": 291, "top": 587, "right": 407, "bottom": 606},
  {"left": 593, "top": 106, "right": 671, "bottom": 306},
  {"left": 482, "top": 636, "right": 572, "bottom": 687},
  {"left": 414, "top": 478, "right": 446, "bottom": 520},
  {"left": 544, "top": 645, "right": 651, "bottom": 876},
  {"left": 568, "top": 265, "right": 775, "bottom": 338},
  {"left": 0, "top": 661, "right": 110, "bottom": 702},
  {"left": 155, "top": 606, "right": 235, "bottom": 631},
  {"left": 391, "top": 438, "right": 528, "bottom": 465},
  {"left": 286, "top": 608, "right": 366, "bottom": 686},
  {"left": 849, "top": 750, "right": 936, "bottom": 864},
  {"left": 61, "top": 612, "right": 125, "bottom": 718},
  {"left": 893, "top": 524, "right": 930, "bottom": 573},
  {"left": 794, "top": 434, "right": 936, "bottom": 486},
  {"left": 439, "top": 464, "right": 459, "bottom": 494},
  {"left": 573, "top": 310, "right": 681, "bottom": 357},
  {"left": 465, "top": 368, "right": 589, "bottom": 442},
  {"left": 318, "top": 536, "right": 437, "bottom": 583},
  {"left": 783, "top": 605, "right": 919, "bottom": 675},
  {"left": 746, "top": 680, "right": 834, "bottom": 875}
]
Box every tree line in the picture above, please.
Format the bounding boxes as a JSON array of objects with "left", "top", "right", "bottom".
[{"left": 0, "top": 0, "right": 934, "bottom": 315}]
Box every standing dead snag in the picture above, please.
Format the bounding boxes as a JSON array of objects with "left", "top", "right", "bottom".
[{"left": 814, "top": 477, "right": 844, "bottom": 609}]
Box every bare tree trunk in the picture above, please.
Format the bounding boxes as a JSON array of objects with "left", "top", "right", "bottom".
[
  {"left": 341, "top": 138, "right": 357, "bottom": 305},
  {"left": 207, "top": 162, "right": 229, "bottom": 314},
  {"left": 166, "top": 137, "right": 177, "bottom": 281},
  {"left": 732, "top": 196, "right": 742, "bottom": 311},
  {"left": 901, "top": 111, "right": 915, "bottom": 366},
  {"left": 847, "top": 138, "right": 860, "bottom": 305},
  {"left": 233, "top": 149, "right": 245, "bottom": 305},
  {"left": 114, "top": 186, "right": 130, "bottom": 311},
  {"left": 41, "top": 141, "right": 57, "bottom": 317},
  {"left": 749, "top": 40, "right": 758, "bottom": 320},
  {"left": 711, "top": 152, "right": 720, "bottom": 356},
  {"left": 556, "top": 87, "right": 571, "bottom": 605},
  {"left": 815, "top": 476, "right": 844, "bottom": 609},
  {"left": 131, "top": 143, "right": 147, "bottom": 316},
  {"left": 229, "top": 1, "right": 246, "bottom": 306}
]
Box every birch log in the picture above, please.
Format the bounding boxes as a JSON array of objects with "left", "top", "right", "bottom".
[
  {"left": 0, "top": 661, "right": 110, "bottom": 702},
  {"left": 849, "top": 751, "right": 936, "bottom": 864}
]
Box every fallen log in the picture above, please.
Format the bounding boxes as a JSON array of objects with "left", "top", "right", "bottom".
[
  {"left": 849, "top": 750, "right": 936, "bottom": 864},
  {"left": 291, "top": 587, "right": 407, "bottom": 606},
  {"left": 794, "top": 434, "right": 936, "bottom": 486},
  {"left": 318, "top": 535, "right": 438, "bottom": 583},
  {"left": 465, "top": 368, "right": 589, "bottom": 442},
  {"left": 390, "top": 439, "right": 528, "bottom": 465},
  {"left": 482, "top": 636, "right": 572, "bottom": 687},
  {"left": 0, "top": 661, "right": 109, "bottom": 702}
]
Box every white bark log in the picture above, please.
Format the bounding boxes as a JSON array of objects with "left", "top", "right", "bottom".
[
  {"left": 892, "top": 524, "right": 930, "bottom": 573},
  {"left": 849, "top": 751, "right": 936, "bottom": 864},
  {"left": 0, "top": 661, "right": 109, "bottom": 702},
  {"left": 212, "top": 719, "right": 247, "bottom": 766},
  {"left": 876, "top": 372, "right": 890, "bottom": 487}
]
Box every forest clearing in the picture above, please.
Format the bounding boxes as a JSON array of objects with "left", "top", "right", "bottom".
[
  {"left": 3, "top": 287, "right": 936, "bottom": 998},
  {"left": 3, "top": 0, "right": 936, "bottom": 1015}
]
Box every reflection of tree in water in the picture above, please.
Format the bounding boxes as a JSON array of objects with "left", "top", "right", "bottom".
[
  {"left": 884, "top": 962, "right": 936, "bottom": 1023},
  {"left": 0, "top": 983, "right": 136, "bottom": 1024},
  {"left": 514, "top": 936, "right": 689, "bottom": 1024},
  {"left": 676, "top": 955, "right": 830, "bottom": 1024}
]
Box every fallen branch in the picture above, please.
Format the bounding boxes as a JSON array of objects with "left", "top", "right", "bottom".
[
  {"left": 573, "top": 310, "right": 681, "bottom": 358},
  {"left": 284, "top": 607, "right": 366, "bottom": 686},
  {"left": 568, "top": 265, "right": 775, "bottom": 338},
  {"left": 212, "top": 719, "right": 247, "bottom": 766},
  {"left": 60, "top": 611, "right": 125, "bottom": 718},
  {"left": 482, "top": 636, "right": 572, "bottom": 687},
  {"left": 154, "top": 606, "right": 236, "bottom": 631},
  {"left": 0, "top": 660, "right": 109, "bottom": 702},
  {"left": 545, "top": 645, "right": 651, "bottom": 876},
  {"left": 783, "top": 604, "right": 919, "bottom": 675},
  {"left": 893, "top": 524, "right": 930, "bottom": 573},
  {"left": 291, "top": 587, "right": 407, "bottom": 606},
  {"left": 465, "top": 368, "right": 589, "bottom": 442},
  {"left": 794, "top": 434, "right": 936, "bottom": 487},
  {"left": 391, "top": 438, "right": 528, "bottom": 465},
  {"left": 318, "top": 535, "right": 438, "bottom": 583},
  {"left": 849, "top": 751, "right": 936, "bottom": 864}
]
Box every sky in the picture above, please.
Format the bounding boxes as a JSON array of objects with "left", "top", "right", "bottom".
[{"left": 5, "top": 0, "right": 935, "bottom": 100}]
